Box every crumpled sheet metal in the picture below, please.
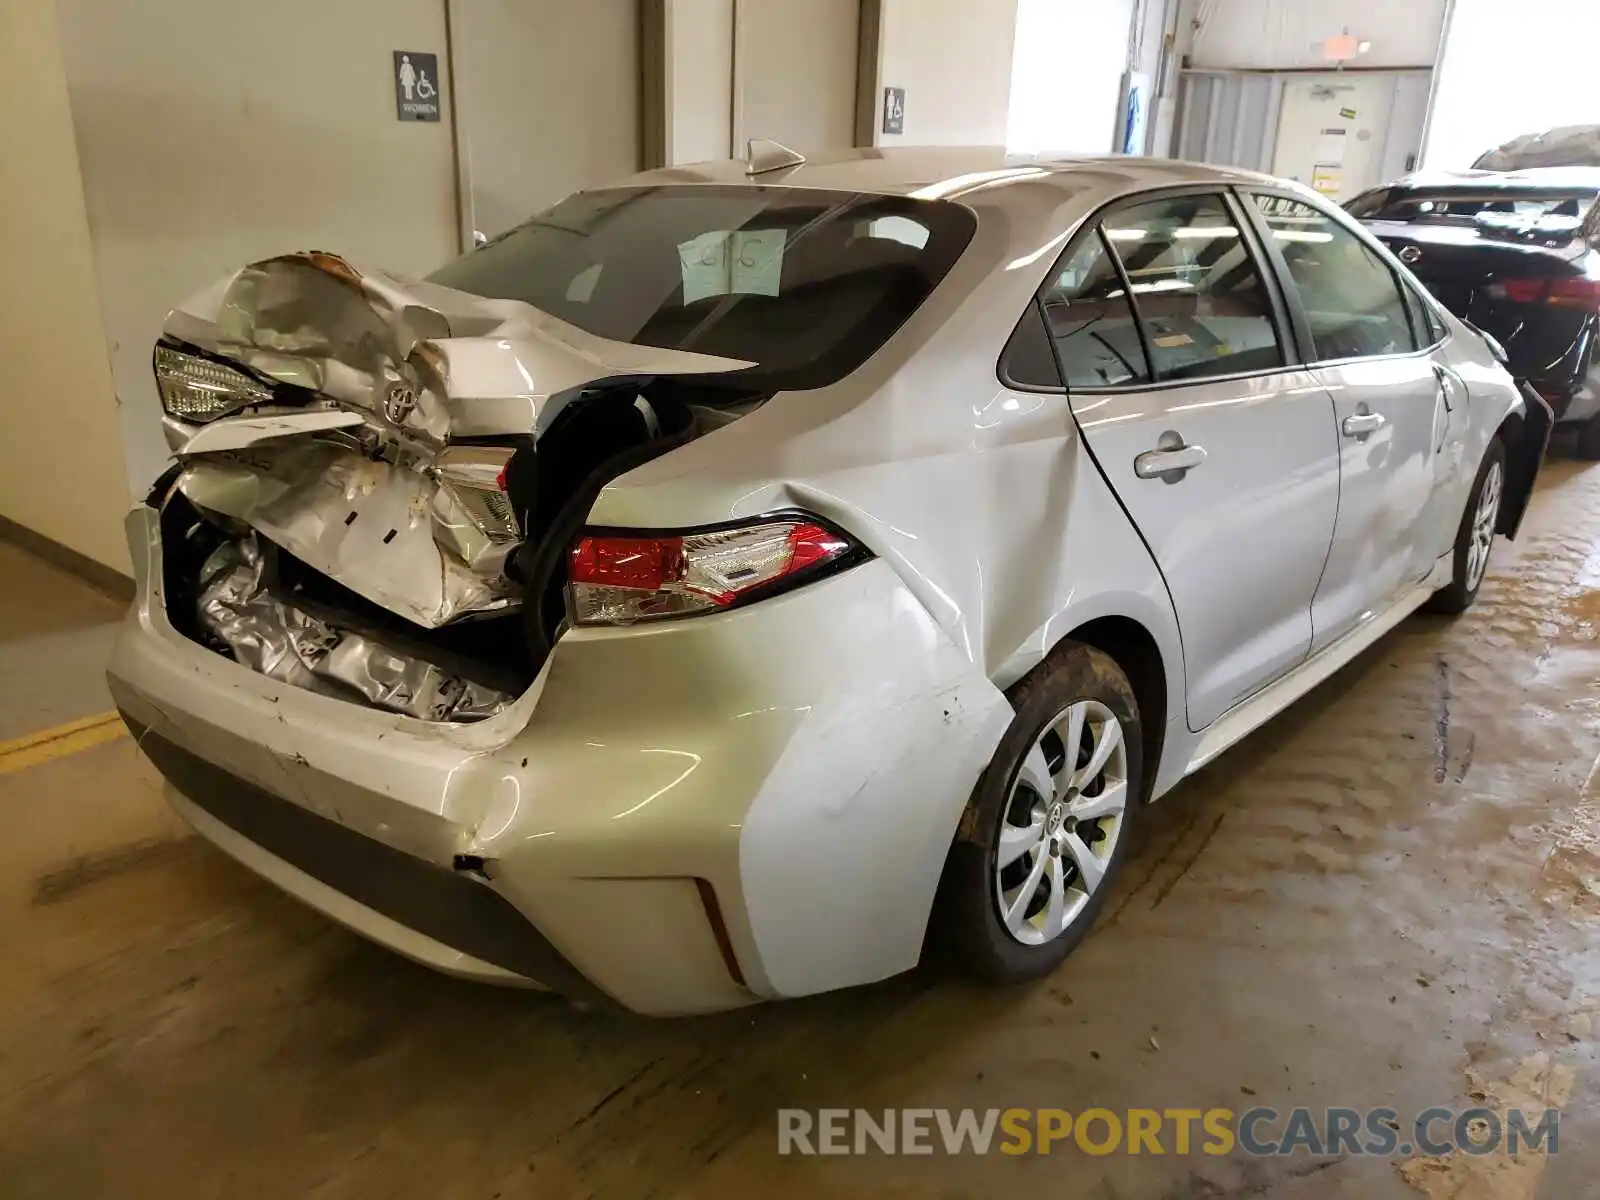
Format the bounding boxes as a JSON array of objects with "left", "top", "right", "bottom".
[
  {"left": 165, "top": 252, "right": 454, "bottom": 448},
  {"left": 159, "top": 250, "right": 753, "bottom": 628},
  {"left": 195, "top": 535, "right": 510, "bottom": 723},
  {"left": 161, "top": 250, "right": 754, "bottom": 446},
  {"left": 178, "top": 449, "right": 515, "bottom": 629}
]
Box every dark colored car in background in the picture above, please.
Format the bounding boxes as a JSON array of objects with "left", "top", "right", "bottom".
[{"left": 1347, "top": 169, "right": 1600, "bottom": 456}]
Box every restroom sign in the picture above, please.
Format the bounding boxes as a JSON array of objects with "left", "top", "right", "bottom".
[
  {"left": 882, "top": 87, "right": 906, "bottom": 135},
  {"left": 393, "top": 51, "right": 441, "bottom": 121}
]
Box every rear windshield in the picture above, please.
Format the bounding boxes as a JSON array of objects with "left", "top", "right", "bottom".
[
  {"left": 1347, "top": 188, "right": 1597, "bottom": 225},
  {"left": 428, "top": 185, "right": 976, "bottom": 391}
]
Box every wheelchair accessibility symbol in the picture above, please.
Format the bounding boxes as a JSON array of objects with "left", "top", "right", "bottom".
[{"left": 394, "top": 51, "right": 442, "bottom": 122}]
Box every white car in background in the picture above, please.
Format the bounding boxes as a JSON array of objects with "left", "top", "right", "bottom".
[{"left": 108, "top": 146, "right": 1546, "bottom": 1015}]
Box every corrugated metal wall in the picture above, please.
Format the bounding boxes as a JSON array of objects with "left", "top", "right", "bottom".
[
  {"left": 1186, "top": 0, "right": 1448, "bottom": 71},
  {"left": 1174, "top": 72, "right": 1281, "bottom": 171},
  {"left": 1175, "top": 69, "right": 1430, "bottom": 184}
]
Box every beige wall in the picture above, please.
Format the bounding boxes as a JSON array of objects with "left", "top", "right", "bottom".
[
  {"left": 58, "top": 0, "right": 462, "bottom": 498},
  {"left": 0, "top": 0, "right": 130, "bottom": 574},
  {"left": 875, "top": 0, "right": 1018, "bottom": 146},
  {"left": 665, "top": 0, "right": 735, "bottom": 163},
  {"left": 662, "top": 0, "right": 859, "bottom": 166},
  {"left": 736, "top": 0, "right": 859, "bottom": 152},
  {"left": 453, "top": 0, "right": 641, "bottom": 239}
]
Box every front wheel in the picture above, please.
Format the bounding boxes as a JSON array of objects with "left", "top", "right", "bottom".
[
  {"left": 1428, "top": 438, "right": 1505, "bottom": 616},
  {"left": 932, "top": 642, "right": 1142, "bottom": 983}
]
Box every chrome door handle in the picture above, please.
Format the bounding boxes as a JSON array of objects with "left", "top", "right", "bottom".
[
  {"left": 1342, "top": 411, "right": 1387, "bottom": 438},
  {"left": 1134, "top": 443, "right": 1207, "bottom": 481}
]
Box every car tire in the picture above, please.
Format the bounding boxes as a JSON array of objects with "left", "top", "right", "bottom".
[
  {"left": 932, "top": 641, "right": 1143, "bottom": 984},
  {"left": 1427, "top": 437, "right": 1506, "bottom": 616},
  {"left": 1576, "top": 413, "right": 1600, "bottom": 461}
]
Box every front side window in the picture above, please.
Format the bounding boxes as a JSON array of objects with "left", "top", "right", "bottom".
[
  {"left": 428, "top": 186, "right": 975, "bottom": 392},
  {"left": 1097, "top": 193, "right": 1285, "bottom": 382},
  {"left": 1252, "top": 194, "right": 1417, "bottom": 361}
]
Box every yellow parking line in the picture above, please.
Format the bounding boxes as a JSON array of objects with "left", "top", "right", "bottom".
[{"left": 0, "top": 711, "right": 128, "bottom": 776}]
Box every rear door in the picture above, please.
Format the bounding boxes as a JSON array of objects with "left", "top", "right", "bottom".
[
  {"left": 1247, "top": 191, "right": 1455, "bottom": 650},
  {"left": 1047, "top": 190, "right": 1341, "bottom": 731}
]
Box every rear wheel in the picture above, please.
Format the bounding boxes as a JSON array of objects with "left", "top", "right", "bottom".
[
  {"left": 1428, "top": 438, "right": 1505, "bottom": 616},
  {"left": 934, "top": 642, "right": 1142, "bottom": 983}
]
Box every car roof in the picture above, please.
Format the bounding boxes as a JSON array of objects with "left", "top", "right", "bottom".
[{"left": 615, "top": 146, "right": 1285, "bottom": 212}]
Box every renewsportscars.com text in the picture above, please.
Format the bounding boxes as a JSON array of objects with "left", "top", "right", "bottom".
[{"left": 776, "top": 1106, "right": 1559, "bottom": 1157}]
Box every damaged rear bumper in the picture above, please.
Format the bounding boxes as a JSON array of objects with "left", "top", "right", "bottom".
[{"left": 108, "top": 506, "right": 1011, "bottom": 1014}]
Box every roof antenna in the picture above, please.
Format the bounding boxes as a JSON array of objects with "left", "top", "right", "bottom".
[{"left": 745, "top": 138, "right": 806, "bottom": 176}]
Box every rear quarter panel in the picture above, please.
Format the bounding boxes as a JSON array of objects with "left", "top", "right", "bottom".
[{"left": 589, "top": 176, "right": 1189, "bottom": 792}]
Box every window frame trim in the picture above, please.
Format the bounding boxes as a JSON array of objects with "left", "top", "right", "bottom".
[
  {"left": 995, "top": 181, "right": 1314, "bottom": 397},
  {"left": 996, "top": 297, "right": 1069, "bottom": 393},
  {"left": 1239, "top": 185, "right": 1453, "bottom": 369}
]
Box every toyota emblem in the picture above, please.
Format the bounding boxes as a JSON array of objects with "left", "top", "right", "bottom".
[
  {"left": 383, "top": 382, "right": 418, "bottom": 424},
  {"left": 1399, "top": 246, "right": 1423, "bottom": 265}
]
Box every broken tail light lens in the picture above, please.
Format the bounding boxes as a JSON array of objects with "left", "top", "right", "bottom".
[
  {"left": 568, "top": 516, "right": 863, "bottom": 626},
  {"left": 154, "top": 345, "right": 275, "bottom": 423}
]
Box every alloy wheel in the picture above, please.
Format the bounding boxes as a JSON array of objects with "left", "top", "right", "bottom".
[
  {"left": 1467, "top": 460, "right": 1503, "bottom": 591},
  {"left": 993, "top": 699, "right": 1128, "bottom": 945}
]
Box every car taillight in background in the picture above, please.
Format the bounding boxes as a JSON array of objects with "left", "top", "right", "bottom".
[
  {"left": 1486, "top": 276, "right": 1600, "bottom": 311},
  {"left": 568, "top": 516, "right": 864, "bottom": 626}
]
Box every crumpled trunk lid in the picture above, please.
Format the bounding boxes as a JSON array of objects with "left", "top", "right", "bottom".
[
  {"left": 160, "top": 251, "right": 748, "bottom": 630},
  {"left": 165, "top": 250, "right": 747, "bottom": 446},
  {"left": 152, "top": 251, "right": 753, "bottom": 721}
]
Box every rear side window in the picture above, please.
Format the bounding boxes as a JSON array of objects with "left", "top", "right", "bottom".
[
  {"left": 1000, "top": 301, "right": 1065, "bottom": 389},
  {"left": 1401, "top": 281, "right": 1447, "bottom": 348},
  {"left": 1096, "top": 192, "right": 1285, "bottom": 382},
  {"left": 1037, "top": 233, "right": 1151, "bottom": 387},
  {"left": 1252, "top": 194, "right": 1417, "bottom": 361},
  {"left": 428, "top": 185, "right": 975, "bottom": 392}
]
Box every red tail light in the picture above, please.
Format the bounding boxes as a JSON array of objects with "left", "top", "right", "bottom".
[
  {"left": 568, "top": 516, "right": 862, "bottom": 626},
  {"left": 1488, "top": 276, "right": 1600, "bottom": 310}
]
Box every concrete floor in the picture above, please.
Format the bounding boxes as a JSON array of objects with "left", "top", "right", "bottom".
[{"left": 5, "top": 462, "right": 1600, "bottom": 1199}]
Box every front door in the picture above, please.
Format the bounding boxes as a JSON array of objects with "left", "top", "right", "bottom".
[
  {"left": 1045, "top": 191, "right": 1341, "bottom": 731},
  {"left": 1248, "top": 193, "right": 1453, "bottom": 650}
]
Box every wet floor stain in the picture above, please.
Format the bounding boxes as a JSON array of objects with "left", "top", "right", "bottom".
[
  {"left": 1398, "top": 1051, "right": 1577, "bottom": 1199},
  {"left": 31, "top": 835, "right": 200, "bottom": 906},
  {"left": 1560, "top": 587, "right": 1600, "bottom": 641}
]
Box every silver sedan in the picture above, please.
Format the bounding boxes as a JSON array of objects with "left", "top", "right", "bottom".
[{"left": 108, "top": 148, "right": 1546, "bottom": 1014}]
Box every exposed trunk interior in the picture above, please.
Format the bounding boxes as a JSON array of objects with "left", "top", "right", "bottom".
[{"left": 155, "top": 377, "right": 761, "bottom": 722}]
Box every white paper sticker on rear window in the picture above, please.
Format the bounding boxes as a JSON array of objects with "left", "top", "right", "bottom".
[{"left": 678, "top": 229, "right": 787, "bottom": 304}]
